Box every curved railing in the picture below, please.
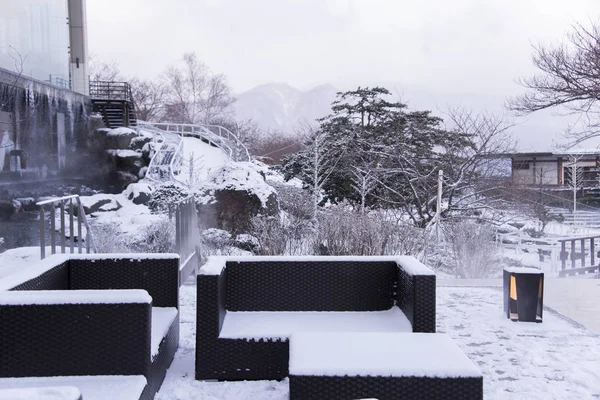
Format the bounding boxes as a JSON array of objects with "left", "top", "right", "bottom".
[
  {"left": 138, "top": 125, "right": 183, "bottom": 183},
  {"left": 137, "top": 122, "right": 250, "bottom": 162}
]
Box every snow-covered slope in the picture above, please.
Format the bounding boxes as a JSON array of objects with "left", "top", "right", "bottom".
[
  {"left": 177, "top": 137, "right": 230, "bottom": 187},
  {"left": 233, "top": 83, "right": 337, "bottom": 133}
]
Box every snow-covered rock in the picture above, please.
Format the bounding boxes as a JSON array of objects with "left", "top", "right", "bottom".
[
  {"left": 79, "top": 194, "right": 122, "bottom": 215},
  {"left": 106, "top": 127, "right": 138, "bottom": 149},
  {"left": 141, "top": 141, "right": 158, "bottom": 164},
  {"left": 0, "top": 200, "right": 20, "bottom": 220},
  {"left": 129, "top": 131, "right": 153, "bottom": 150},
  {"left": 123, "top": 183, "right": 153, "bottom": 205},
  {"left": 205, "top": 162, "right": 277, "bottom": 208},
  {"left": 196, "top": 163, "right": 279, "bottom": 234},
  {"left": 234, "top": 233, "right": 260, "bottom": 253},
  {"left": 14, "top": 197, "right": 36, "bottom": 211}
]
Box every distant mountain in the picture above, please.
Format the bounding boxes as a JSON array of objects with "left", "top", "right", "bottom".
[
  {"left": 233, "top": 83, "right": 338, "bottom": 134},
  {"left": 232, "top": 81, "right": 585, "bottom": 151}
]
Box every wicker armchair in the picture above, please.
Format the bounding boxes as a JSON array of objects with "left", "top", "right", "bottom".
[
  {"left": 0, "top": 254, "right": 180, "bottom": 400},
  {"left": 196, "top": 256, "right": 436, "bottom": 381}
]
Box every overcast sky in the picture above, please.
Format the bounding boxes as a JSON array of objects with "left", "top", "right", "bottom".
[{"left": 87, "top": 0, "right": 600, "bottom": 149}]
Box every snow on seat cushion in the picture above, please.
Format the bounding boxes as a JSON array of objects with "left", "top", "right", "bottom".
[
  {"left": 151, "top": 307, "right": 178, "bottom": 359},
  {"left": 289, "top": 332, "right": 482, "bottom": 378},
  {"left": 218, "top": 307, "right": 412, "bottom": 340},
  {"left": 0, "top": 387, "right": 81, "bottom": 400},
  {"left": 0, "top": 376, "right": 146, "bottom": 400}
]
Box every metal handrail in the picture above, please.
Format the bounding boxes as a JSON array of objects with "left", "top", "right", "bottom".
[
  {"left": 169, "top": 137, "right": 184, "bottom": 182},
  {"left": 37, "top": 195, "right": 97, "bottom": 259},
  {"left": 89, "top": 81, "right": 133, "bottom": 102},
  {"left": 138, "top": 121, "right": 250, "bottom": 162},
  {"left": 141, "top": 127, "right": 168, "bottom": 183}
]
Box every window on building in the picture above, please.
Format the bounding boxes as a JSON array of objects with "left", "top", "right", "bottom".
[{"left": 513, "top": 161, "right": 530, "bottom": 170}]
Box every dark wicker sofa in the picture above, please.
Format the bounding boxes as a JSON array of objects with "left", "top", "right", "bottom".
[
  {"left": 0, "top": 253, "right": 180, "bottom": 400},
  {"left": 196, "top": 256, "right": 436, "bottom": 381}
]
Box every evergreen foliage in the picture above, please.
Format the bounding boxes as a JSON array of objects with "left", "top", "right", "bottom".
[{"left": 282, "top": 87, "right": 482, "bottom": 226}]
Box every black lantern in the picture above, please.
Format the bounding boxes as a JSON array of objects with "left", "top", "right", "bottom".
[{"left": 503, "top": 267, "right": 544, "bottom": 323}]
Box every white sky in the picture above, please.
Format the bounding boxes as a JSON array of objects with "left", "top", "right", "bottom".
[{"left": 87, "top": 0, "right": 600, "bottom": 149}]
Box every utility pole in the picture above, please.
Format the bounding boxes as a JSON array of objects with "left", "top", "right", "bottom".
[{"left": 436, "top": 169, "right": 443, "bottom": 242}]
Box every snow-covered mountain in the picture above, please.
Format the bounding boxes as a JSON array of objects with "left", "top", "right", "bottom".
[{"left": 233, "top": 83, "right": 338, "bottom": 134}]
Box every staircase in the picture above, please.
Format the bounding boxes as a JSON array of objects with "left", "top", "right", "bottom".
[{"left": 90, "top": 81, "right": 138, "bottom": 128}]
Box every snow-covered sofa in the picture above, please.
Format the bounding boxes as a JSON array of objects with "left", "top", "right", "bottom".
[
  {"left": 195, "top": 256, "right": 436, "bottom": 381},
  {"left": 0, "top": 253, "right": 180, "bottom": 400}
]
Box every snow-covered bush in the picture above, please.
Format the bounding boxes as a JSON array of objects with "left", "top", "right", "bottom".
[
  {"left": 272, "top": 183, "right": 313, "bottom": 221},
  {"left": 91, "top": 223, "right": 132, "bottom": 253},
  {"left": 147, "top": 182, "right": 191, "bottom": 213},
  {"left": 314, "top": 204, "right": 424, "bottom": 256},
  {"left": 440, "top": 219, "right": 501, "bottom": 278},
  {"left": 249, "top": 215, "right": 291, "bottom": 255},
  {"left": 199, "top": 228, "right": 251, "bottom": 259},
  {"left": 133, "top": 216, "right": 175, "bottom": 253}
]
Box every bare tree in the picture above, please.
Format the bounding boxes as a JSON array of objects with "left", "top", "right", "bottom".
[
  {"left": 88, "top": 54, "right": 123, "bottom": 81},
  {"left": 565, "top": 153, "right": 585, "bottom": 213},
  {"left": 130, "top": 78, "right": 167, "bottom": 122},
  {"left": 299, "top": 125, "right": 347, "bottom": 220},
  {"left": 163, "top": 52, "right": 235, "bottom": 124},
  {"left": 1, "top": 47, "right": 27, "bottom": 152},
  {"left": 508, "top": 22, "right": 600, "bottom": 144},
  {"left": 350, "top": 166, "right": 377, "bottom": 214},
  {"left": 185, "top": 151, "right": 205, "bottom": 190}
]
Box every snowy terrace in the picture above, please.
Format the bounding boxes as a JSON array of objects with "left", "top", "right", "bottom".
[{"left": 153, "top": 280, "right": 600, "bottom": 400}]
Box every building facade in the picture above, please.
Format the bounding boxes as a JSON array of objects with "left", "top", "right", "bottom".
[
  {"left": 0, "top": 0, "right": 88, "bottom": 94},
  {"left": 0, "top": 0, "right": 92, "bottom": 181},
  {"left": 511, "top": 152, "right": 600, "bottom": 187}
]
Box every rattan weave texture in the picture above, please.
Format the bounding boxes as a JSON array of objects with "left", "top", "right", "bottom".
[
  {"left": 289, "top": 375, "right": 483, "bottom": 400},
  {"left": 70, "top": 258, "right": 180, "bottom": 308},
  {"left": 10, "top": 262, "right": 69, "bottom": 291},
  {"left": 226, "top": 261, "right": 397, "bottom": 311},
  {"left": 397, "top": 268, "right": 436, "bottom": 333},
  {"left": 0, "top": 302, "right": 151, "bottom": 378}
]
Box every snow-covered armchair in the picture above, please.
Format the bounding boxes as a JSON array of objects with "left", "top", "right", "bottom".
[
  {"left": 0, "top": 253, "right": 180, "bottom": 400},
  {"left": 195, "top": 256, "right": 436, "bottom": 381}
]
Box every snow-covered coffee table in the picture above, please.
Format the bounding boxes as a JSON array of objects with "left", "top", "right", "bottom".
[{"left": 288, "top": 332, "right": 483, "bottom": 400}]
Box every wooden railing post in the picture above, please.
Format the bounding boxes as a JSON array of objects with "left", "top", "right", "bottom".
[
  {"left": 571, "top": 240, "right": 576, "bottom": 269},
  {"left": 591, "top": 238, "right": 595, "bottom": 266}
]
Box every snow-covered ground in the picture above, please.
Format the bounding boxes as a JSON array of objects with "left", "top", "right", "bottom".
[
  {"left": 156, "top": 283, "right": 600, "bottom": 400},
  {"left": 178, "top": 137, "right": 230, "bottom": 186}
]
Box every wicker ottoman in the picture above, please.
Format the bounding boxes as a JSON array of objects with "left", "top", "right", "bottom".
[{"left": 289, "top": 332, "right": 483, "bottom": 400}]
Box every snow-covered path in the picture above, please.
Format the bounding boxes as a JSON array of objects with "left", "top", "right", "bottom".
[
  {"left": 157, "top": 283, "right": 600, "bottom": 400},
  {"left": 440, "top": 278, "right": 600, "bottom": 334}
]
